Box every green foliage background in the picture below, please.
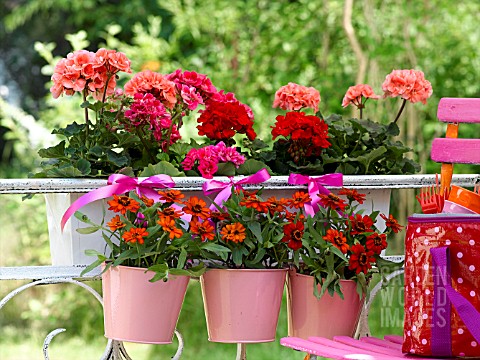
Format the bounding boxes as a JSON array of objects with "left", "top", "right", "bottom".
[{"left": 0, "top": 0, "right": 479, "bottom": 358}]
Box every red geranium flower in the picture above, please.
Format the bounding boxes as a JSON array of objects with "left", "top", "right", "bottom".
[
  {"left": 349, "top": 244, "right": 376, "bottom": 275},
  {"left": 197, "top": 100, "right": 256, "bottom": 142}
]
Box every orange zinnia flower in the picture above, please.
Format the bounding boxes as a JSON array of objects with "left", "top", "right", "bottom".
[
  {"left": 108, "top": 194, "right": 141, "bottom": 214},
  {"left": 349, "top": 214, "right": 374, "bottom": 235},
  {"left": 183, "top": 196, "right": 210, "bottom": 220},
  {"left": 240, "top": 196, "right": 269, "bottom": 213},
  {"left": 140, "top": 195, "right": 154, "bottom": 207},
  {"left": 220, "top": 222, "right": 246, "bottom": 243},
  {"left": 190, "top": 219, "right": 215, "bottom": 241},
  {"left": 288, "top": 191, "right": 311, "bottom": 209},
  {"left": 210, "top": 210, "right": 230, "bottom": 223},
  {"left": 380, "top": 214, "right": 403, "bottom": 233},
  {"left": 318, "top": 193, "right": 347, "bottom": 211},
  {"left": 158, "top": 217, "right": 183, "bottom": 239},
  {"left": 338, "top": 188, "right": 366, "bottom": 204},
  {"left": 158, "top": 206, "right": 183, "bottom": 220},
  {"left": 366, "top": 233, "right": 387, "bottom": 254},
  {"left": 265, "top": 196, "right": 287, "bottom": 215},
  {"left": 323, "top": 229, "right": 349, "bottom": 254},
  {"left": 282, "top": 221, "right": 304, "bottom": 250},
  {"left": 349, "top": 244, "right": 376, "bottom": 275},
  {"left": 122, "top": 227, "right": 149, "bottom": 245},
  {"left": 107, "top": 215, "right": 126, "bottom": 231},
  {"left": 158, "top": 189, "right": 185, "bottom": 203}
]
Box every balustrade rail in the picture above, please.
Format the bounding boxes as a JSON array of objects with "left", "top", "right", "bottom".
[{"left": 1, "top": 174, "right": 479, "bottom": 359}]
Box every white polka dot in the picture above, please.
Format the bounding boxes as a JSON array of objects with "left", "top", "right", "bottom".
[
  {"left": 460, "top": 353, "right": 466, "bottom": 357},
  {"left": 414, "top": 251, "right": 419, "bottom": 257},
  {"left": 409, "top": 257, "right": 413, "bottom": 263},
  {"left": 457, "top": 252, "right": 464, "bottom": 259},
  {"left": 458, "top": 328, "right": 464, "bottom": 335},
  {"left": 457, "top": 227, "right": 463, "bottom": 233},
  {"left": 409, "top": 306, "right": 413, "bottom": 312},
  {"left": 407, "top": 330, "right": 411, "bottom": 336},
  {"left": 422, "top": 313, "right": 428, "bottom": 319},
  {"left": 416, "top": 227, "right": 421, "bottom": 233},
  {"left": 424, "top": 264, "right": 429, "bottom": 271},
  {"left": 434, "top": 227, "right": 440, "bottom": 233},
  {"left": 425, "top": 289, "right": 431, "bottom": 295},
  {"left": 410, "top": 349, "right": 415, "bottom": 354},
  {"left": 472, "top": 341, "right": 477, "bottom": 347},
  {"left": 470, "top": 265, "right": 476, "bottom": 271},
  {"left": 471, "top": 291, "right": 476, "bottom": 297},
  {"left": 470, "top": 240, "right": 476, "bottom": 246},
  {"left": 412, "top": 325, "right": 417, "bottom": 331},
  {"left": 458, "top": 278, "right": 464, "bottom": 284},
  {"left": 415, "top": 300, "right": 419, "bottom": 306},
  {"left": 424, "top": 239, "right": 429, "bottom": 245},
  {"left": 416, "top": 276, "right": 421, "bottom": 282},
  {"left": 410, "top": 282, "right": 415, "bottom": 288},
  {"left": 446, "top": 240, "right": 451, "bottom": 245},
  {"left": 421, "top": 339, "right": 428, "bottom": 345}
]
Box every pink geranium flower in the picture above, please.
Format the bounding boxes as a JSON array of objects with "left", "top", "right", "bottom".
[
  {"left": 382, "top": 69, "right": 432, "bottom": 105},
  {"left": 273, "top": 82, "right": 321, "bottom": 113},
  {"left": 124, "top": 70, "right": 177, "bottom": 109},
  {"left": 342, "top": 84, "right": 380, "bottom": 108}
]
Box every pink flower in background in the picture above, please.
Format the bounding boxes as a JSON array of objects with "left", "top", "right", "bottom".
[
  {"left": 382, "top": 69, "right": 432, "bottom": 104},
  {"left": 182, "top": 142, "right": 246, "bottom": 179},
  {"left": 342, "top": 84, "right": 380, "bottom": 108},
  {"left": 124, "top": 70, "right": 177, "bottom": 109},
  {"left": 273, "top": 82, "right": 321, "bottom": 113}
]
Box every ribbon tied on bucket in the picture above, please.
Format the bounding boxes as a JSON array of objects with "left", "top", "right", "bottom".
[
  {"left": 61, "top": 174, "right": 176, "bottom": 230},
  {"left": 288, "top": 173, "right": 343, "bottom": 216},
  {"left": 202, "top": 168, "right": 271, "bottom": 210}
]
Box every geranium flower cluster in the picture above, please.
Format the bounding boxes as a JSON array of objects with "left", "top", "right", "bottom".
[
  {"left": 182, "top": 142, "right": 246, "bottom": 179},
  {"left": 271, "top": 111, "right": 330, "bottom": 163},
  {"left": 382, "top": 69, "right": 432, "bottom": 104},
  {"left": 50, "top": 48, "right": 131, "bottom": 100},
  {"left": 273, "top": 82, "right": 321, "bottom": 113},
  {"left": 197, "top": 100, "right": 256, "bottom": 143},
  {"left": 124, "top": 93, "right": 180, "bottom": 146}
]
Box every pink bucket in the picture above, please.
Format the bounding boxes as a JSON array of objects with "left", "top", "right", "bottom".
[
  {"left": 200, "top": 268, "right": 287, "bottom": 343},
  {"left": 102, "top": 265, "right": 189, "bottom": 344},
  {"left": 287, "top": 271, "right": 363, "bottom": 339}
]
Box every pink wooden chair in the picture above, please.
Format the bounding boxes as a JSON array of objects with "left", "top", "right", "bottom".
[{"left": 280, "top": 98, "right": 480, "bottom": 359}]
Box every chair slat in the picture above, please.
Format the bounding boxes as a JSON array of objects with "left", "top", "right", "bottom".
[
  {"left": 437, "top": 98, "right": 480, "bottom": 123},
  {"left": 431, "top": 138, "right": 480, "bottom": 164},
  {"left": 383, "top": 335, "right": 404, "bottom": 345}
]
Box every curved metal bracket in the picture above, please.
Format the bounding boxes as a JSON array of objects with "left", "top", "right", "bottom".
[{"left": 1, "top": 277, "right": 184, "bottom": 359}]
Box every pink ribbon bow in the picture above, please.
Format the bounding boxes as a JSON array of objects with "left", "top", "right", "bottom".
[
  {"left": 288, "top": 173, "right": 343, "bottom": 216},
  {"left": 61, "top": 174, "right": 175, "bottom": 230},
  {"left": 202, "top": 168, "right": 271, "bottom": 210}
]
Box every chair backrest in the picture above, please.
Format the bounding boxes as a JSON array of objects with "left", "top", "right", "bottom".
[
  {"left": 431, "top": 98, "right": 480, "bottom": 164},
  {"left": 430, "top": 97, "right": 480, "bottom": 193}
]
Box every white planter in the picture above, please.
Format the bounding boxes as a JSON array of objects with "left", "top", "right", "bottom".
[
  {"left": 44, "top": 176, "right": 392, "bottom": 266},
  {"left": 45, "top": 193, "right": 114, "bottom": 266}
]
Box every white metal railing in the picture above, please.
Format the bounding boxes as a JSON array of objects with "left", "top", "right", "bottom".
[{"left": 1, "top": 174, "right": 479, "bottom": 359}]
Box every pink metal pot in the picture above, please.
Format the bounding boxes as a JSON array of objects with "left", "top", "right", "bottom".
[
  {"left": 287, "top": 270, "right": 363, "bottom": 339},
  {"left": 200, "top": 268, "right": 287, "bottom": 343},
  {"left": 102, "top": 264, "right": 189, "bottom": 344}
]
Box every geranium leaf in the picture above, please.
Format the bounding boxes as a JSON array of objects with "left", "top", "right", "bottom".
[
  {"left": 236, "top": 159, "right": 272, "bottom": 175},
  {"left": 216, "top": 162, "right": 236, "bottom": 176},
  {"left": 76, "top": 158, "right": 91, "bottom": 175},
  {"left": 106, "top": 150, "right": 129, "bottom": 167},
  {"left": 140, "top": 161, "right": 186, "bottom": 177},
  {"left": 38, "top": 141, "right": 66, "bottom": 159}
]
